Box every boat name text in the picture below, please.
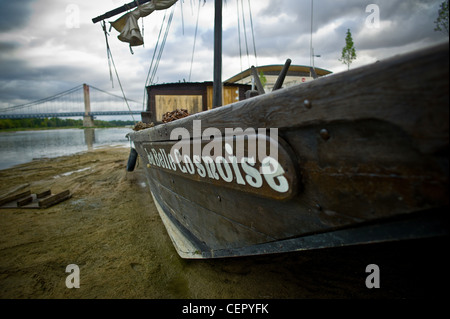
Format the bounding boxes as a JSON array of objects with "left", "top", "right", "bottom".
[{"left": 144, "top": 143, "right": 290, "bottom": 194}]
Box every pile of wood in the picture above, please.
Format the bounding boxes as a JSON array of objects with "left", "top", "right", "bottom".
[
  {"left": 133, "top": 121, "right": 155, "bottom": 131},
  {"left": 162, "top": 109, "right": 190, "bottom": 123},
  {"left": 0, "top": 189, "right": 71, "bottom": 209}
]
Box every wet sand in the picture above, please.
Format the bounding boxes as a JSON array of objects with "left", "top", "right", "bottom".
[{"left": 0, "top": 146, "right": 447, "bottom": 299}]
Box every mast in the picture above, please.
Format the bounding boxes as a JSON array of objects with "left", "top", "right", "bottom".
[
  {"left": 213, "top": 0, "right": 223, "bottom": 108},
  {"left": 93, "top": 0, "right": 224, "bottom": 107},
  {"left": 310, "top": 0, "right": 314, "bottom": 75},
  {"left": 92, "top": 0, "right": 152, "bottom": 24}
]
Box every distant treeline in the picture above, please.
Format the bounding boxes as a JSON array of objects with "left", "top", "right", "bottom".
[{"left": 0, "top": 118, "right": 135, "bottom": 130}]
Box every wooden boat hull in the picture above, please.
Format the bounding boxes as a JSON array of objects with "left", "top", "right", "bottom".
[{"left": 129, "top": 43, "right": 449, "bottom": 259}]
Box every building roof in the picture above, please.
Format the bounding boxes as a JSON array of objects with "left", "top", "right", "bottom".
[
  {"left": 225, "top": 64, "right": 333, "bottom": 91},
  {"left": 226, "top": 64, "right": 332, "bottom": 83},
  {"left": 146, "top": 81, "right": 251, "bottom": 90}
]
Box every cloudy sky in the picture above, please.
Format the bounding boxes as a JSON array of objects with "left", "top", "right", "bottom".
[{"left": 0, "top": 0, "right": 448, "bottom": 111}]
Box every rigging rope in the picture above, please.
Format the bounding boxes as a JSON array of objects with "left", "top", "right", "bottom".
[
  {"left": 144, "top": 4, "right": 175, "bottom": 88},
  {"left": 180, "top": 0, "right": 185, "bottom": 35},
  {"left": 236, "top": 0, "right": 243, "bottom": 72},
  {"left": 240, "top": 0, "right": 250, "bottom": 68},
  {"left": 236, "top": 0, "right": 257, "bottom": 70},
  {"left": 149, "top": 5, "right": 175, "bottom": 85},
  {"left": 247, "top": 0, "right": 258, "bottom": 67},
  {"left": 101, "top": 22, "right": 137, "bottom": 124},
  {"left": 189, "top": 0, "right": 202, "bottom": 82},
  {"left": 155, "top": 6, "right": 175, "bottom": 83},
  {"left": 142, "top": 9, "right": 168, "bottom": 109},
  {"left": 102, "top": 21, "right": 115, "bottom": 87},
  {"left": 142, "top": 4, "right": 175, "bottom": 110}
]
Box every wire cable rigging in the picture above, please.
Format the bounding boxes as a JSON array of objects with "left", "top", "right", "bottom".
[
  {"left": 236, "top": 0, "right": 243, "bottom": 72},
  {"left": 240, "top": 0, "right": 251, "bottom": 68},
  {"left": 235, "top": 0, "right": 258, "bottom": 71},
  {"left": 141, "top": 4, "right": 176, "bottom": 110},
  {"left": 144, "top": 4, "right": 175, "bottom": 88},
  {"left": 189, "top": 0, "right": 202, "bottom": 82},
  {"left": 101, "top": 21, "right": 137, "bottom": 124},
  {"left": 149, "top": 6, "right": 175, "bottom": 86},
  {"left": 247, "top": 0, "right": 258, "bottom": 67},
  {"left": 142, "top": 9, "right": 169, "bottom": 109}
]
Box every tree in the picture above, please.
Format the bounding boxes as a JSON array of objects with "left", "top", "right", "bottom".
[
  {"left": 339, "top": 29, "right": 357, "bottom": 71},
  {"left": 259, "top": 71, "right": 267, "bottom": 87},
  {"left": 435, "top": 0, "right": 449, "bottom": 35}
]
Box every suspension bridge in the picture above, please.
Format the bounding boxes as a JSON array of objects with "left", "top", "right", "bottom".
[{"left": 0, "top": 84, "right": 142, "bottom": 127}]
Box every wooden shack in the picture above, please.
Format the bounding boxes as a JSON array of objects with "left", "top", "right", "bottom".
[{"left": 142, "top": 82, "right": 251, "bottom": 124}]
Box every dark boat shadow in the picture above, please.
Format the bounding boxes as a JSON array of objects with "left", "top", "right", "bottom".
[{"left": 181, "top": 236, "right": 448, "bottom": 299}]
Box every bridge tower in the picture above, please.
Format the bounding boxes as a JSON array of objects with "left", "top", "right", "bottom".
[{"left": 83, "top": 83, "right": 95, "bottom": 127}]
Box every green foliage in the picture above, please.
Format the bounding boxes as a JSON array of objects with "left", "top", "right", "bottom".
[
  {"left": 93, "top": 119, "right": 135, "bottom": 127},
  {"left": 339, "top": 29, "right": 357, "bottom": 71},
  {"left": 259, "top": 71, "right": 267, "bottom": 87},
  {"left": 435, "top": 0, "right": 449, "bottom": 35},
  {"left": 0, "top": 118, "right": 135, "bottom": 130}
]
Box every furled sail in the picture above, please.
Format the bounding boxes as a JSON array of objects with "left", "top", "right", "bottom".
[{"left": 110, "top": 0, "right": 178, "bottom": 46}]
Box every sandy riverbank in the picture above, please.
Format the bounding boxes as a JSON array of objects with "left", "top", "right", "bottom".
[{"left": 0, "top": 147, "right": 447, "bottom": 299}]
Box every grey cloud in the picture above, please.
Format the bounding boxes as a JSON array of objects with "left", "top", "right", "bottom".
[
  {"left": 0, "top": 0, "right": 36, "bottom": 31},
  {"left": 1, "top": 0, "right": 448, "bottom": 109}
]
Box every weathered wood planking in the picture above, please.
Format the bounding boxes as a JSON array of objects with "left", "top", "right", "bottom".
[
  {"left": 129, "top": 43, "right": 449, "bottom": 257},
  {"left": 155, "top": 95, "right": 203, "bottom": 122},
  {"left": 137, "top": 134, "right": 300, "bottom": 201},
  {"left": 145, "top": 164, "right": 323, "bottom": 243},
  {"left": 139, "top": 118, "right": 448, "bottom": 249},
  {"left": 132, "top": 43, "right": 449, "bottom": 158},
  {"left": 0, "top": 190, "right": 71, "bottom": 209},
  {"left": 283, "top": 120, "right": 448, "bottom": 221},
  {"left": 152, "top": 179, "right": 275, "bottom": 250},
  {"left": 38, "top": 190, "right": 71, "bottom": 208},
  {"left": 0, "top": 190, "right": 31, "bottom": 207}
]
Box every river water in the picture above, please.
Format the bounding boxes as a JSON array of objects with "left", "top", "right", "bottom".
[{"left": 0, "top": 128, "right": 134, "bottom": 170}]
